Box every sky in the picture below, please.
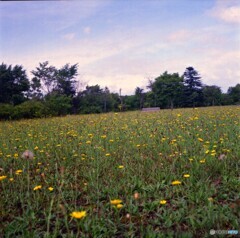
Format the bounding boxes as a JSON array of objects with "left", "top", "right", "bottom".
[{"left": 0, "top": 0, "right": 240, "bottom": 95}]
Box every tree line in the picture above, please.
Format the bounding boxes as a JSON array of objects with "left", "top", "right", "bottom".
[{"left": 0, "top": 62, "right": 239, "bottom": 120}]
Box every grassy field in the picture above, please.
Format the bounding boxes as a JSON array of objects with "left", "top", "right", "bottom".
[{"left": 0, "top": 106, "right": 239, "bottom": 237}]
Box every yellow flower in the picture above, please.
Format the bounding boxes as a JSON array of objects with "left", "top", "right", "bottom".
[
  {"left": 200, "top": 159, "right": 205, "bottom": 163},
  {"left": 70, "top": 211, "right": 87, "bottom": 219},
  {"left": 198, "top": 138, "right": 203, "bottom": 142},
  {"left": 177, "top": 114, "right": 181, "bottom": 117},
  {"left": 15, "top": 169, "right": 23, "bottom": 175},
  {"left": 33, "top": 185, "right": 42, "bottom": 191},
  {"left": 9, "top": 178, "right": 14, "bottom": 182},
  {"left": 105, "top": 153, "right": 110, "bottom": 156},
  {"left": 160, "top": 200, "right": 167, "bottom": 205},
  {"left": 48, "top": 187, "right": 54, "bottom": 191},
  {"left": 118, "top": 165, "right": 124, "bottom": 169},
  {"left": 183, "top": 174, "right": 190, "bottom": 178},
  {"left": 0, "top": 176, "right": 7, "bottom": 181},
  {"left": 116, "top": 204, "right": 123, "bottom": 209},
  {"left": 110, "top": 199, "right": 122, "bottom": 205},
  {"left": 34, "top": 146, "right": 39, "bottom": 150},
  {"left": 171, "top": 180, "right": 181, "bottom": 185}
]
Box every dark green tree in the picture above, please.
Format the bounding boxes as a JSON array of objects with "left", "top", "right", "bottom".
[
  {"left": 135, "top": 87, "right": 144, "bottom": 109},
  {"left": 31, "top": 61, "right": 57, "bottom": 94},
  {"left": 78, "top": 85, "right": 104, "bottom": 113},
  {"left": 0, "top": 63, "right": 30, "bottom": 105},
  {"left": 227, "top": 84, "right": 240, "bottom": 104},
  {"left": 183, "top": 67, "right": 203, "bottom": 107},
  {"left": 203, "top": 85, "right": 222, "bottom": 106},
  {"left": 29, "top": 77, "right": 43, "bottom": 100},
  {"left": 55, "top": 63, "right": 78, "bottom": 97},
  {"left": 44, "top": 92, "right": 72, "bottom": 116},
  {"left": 150, "top": 71, "right": 183, "bottom": 109}
]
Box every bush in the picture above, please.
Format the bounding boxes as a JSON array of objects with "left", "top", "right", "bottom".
[
  {"left": 44, "top": 93, "right": 72, "bottom": 116},
  {"left": 0, "top": 104, "right": 14, "bottom": 120},
  {"left": 12, "top": 100, "right": 47, "bottom": 119}
]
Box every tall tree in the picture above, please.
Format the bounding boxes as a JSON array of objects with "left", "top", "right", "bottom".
[
  {"left": 135, "top": 87, "right": 144, "bottom": 109},
  {"left": 183, "top": 66, "right": 203, "bottom": 107},
  {"left": 55, "top": 63, "right": 78, "bottom": 97},
  {"left": 0, "top": 63, "right": 30, "bottom": 105},
  {"left": 151, "top": 71, "right": 183, "bottom": 109},
  {"left": 31, "top": 61, "right": 57, "bottom": 94}
]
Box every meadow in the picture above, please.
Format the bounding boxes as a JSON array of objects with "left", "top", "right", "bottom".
[{"left": 0, "top": 106, "right": 239, "bottom": 237}]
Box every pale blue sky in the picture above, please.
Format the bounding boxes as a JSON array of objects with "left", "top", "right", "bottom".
[{"left": 0, "top": 0, "right": 239, "bottom": 94}]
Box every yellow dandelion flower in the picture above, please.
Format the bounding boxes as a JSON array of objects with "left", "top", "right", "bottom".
[
  {"left": 15, "top": 169, "right": 23, "bottom": 174},
  {"left": 9, "top": 178, "right": 14, "bottom": 182},
  {"left": 70, "top": 211, "right": 87, "bottom": 219},
  {"left": 116, "top": 204, "right": 123, "bottom": 209},
  {"left": 198, "top": 138, "right": 204, "bottom": 142},
  {"left": 118, "top": 165, "right": 124, "bottom": 169},
  {"left": 0, "top": 176, "right": 7, "bottom": 181},
  {"left": 33, "top": 185, "right": 42, "bottom": 191},
  {"left": 105, "top": 153, "right": 111, "bottom": 156},
  {"left": 34, "top": 146, "right": 39, "bottom": 150},
  {"left": 183, "top": 174, "right": 190, "bottom": 178},
  {"left": 160, "top": 200, "right": 167, "bottom": 205},
  {"left": 171, "top": 180, "right": 181, "bottom": 185},
  {"left": 200, "top": 159, "right": 205, "bottom": 163},
  {"left": 110, "top": 199, "right": 122, "bottom": 205},
  {"left": 48, "top": 187, "right": 54, "bottom": 191}
]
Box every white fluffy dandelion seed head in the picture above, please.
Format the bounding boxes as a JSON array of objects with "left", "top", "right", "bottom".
[{"left": 21, "top": 150, "right": 34, "bottom": 159}]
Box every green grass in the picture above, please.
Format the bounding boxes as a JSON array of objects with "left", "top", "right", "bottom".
[{"left": 0, "top": 106, "right": 239, "bottom": 237}]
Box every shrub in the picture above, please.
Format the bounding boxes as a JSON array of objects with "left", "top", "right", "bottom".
[
  {"left": 12, "top": 100, "right": 47, "bottom": 119},
  {"left": 0, "top": 104, "right": 14, "bottom": 120}
]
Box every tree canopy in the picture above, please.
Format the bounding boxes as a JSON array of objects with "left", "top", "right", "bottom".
[{"left": 0, "top": 62, "right": 239, "bottom": 120}]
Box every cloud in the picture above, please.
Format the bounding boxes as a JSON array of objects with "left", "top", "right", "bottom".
[
  {"left": 167, "top": 29, "right": 190, "bottom": 42},
  {"left": 208, "top": 1, "right": 240, "bottom": 24},
  {"left": 0, "top": 1, "right": 110, "bottom": 32},
  {"left": 62, "top": 33, "right": 75, "bottom": 40},
  {"left": 83, "top": 27, "right": 91, "bottom": 34}
]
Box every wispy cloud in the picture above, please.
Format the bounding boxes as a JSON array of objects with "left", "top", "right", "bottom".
[
  {"left": 62, "top": 33, "right": 75, "bottom": 40},
  {"left": 167, "top": 30, "right": 190, "bottom": 42},
  {"left": 83, "top": 27, "right": 91, "bottom": 35},
  {"left": 208, "top": 0, "right": 240, "bottom": 24}
]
